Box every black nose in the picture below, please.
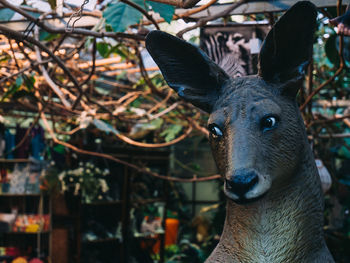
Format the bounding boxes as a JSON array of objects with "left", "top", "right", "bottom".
[{"left": 226, "top": 170, "right": 259, "bottom": 198}]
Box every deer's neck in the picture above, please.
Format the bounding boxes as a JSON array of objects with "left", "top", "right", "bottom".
[{"left": 209, "top": 147, "right": 330, "bottom": 263}]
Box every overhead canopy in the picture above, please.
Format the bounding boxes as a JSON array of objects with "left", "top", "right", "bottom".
[
  {"left": 177, "top": 0, "right": 350, "bottom": 19},
  {"left": 0, "top": 0, "right": 349, "bottom": 31}
]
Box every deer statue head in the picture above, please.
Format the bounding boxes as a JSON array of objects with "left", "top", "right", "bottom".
[{"left": 146, "top": 1, "right": 335, "bottom": 262}]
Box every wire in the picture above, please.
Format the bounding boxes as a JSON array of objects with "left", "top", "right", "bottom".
[{"left": 66, "top": 0, "right": 89, "bottom": 33}]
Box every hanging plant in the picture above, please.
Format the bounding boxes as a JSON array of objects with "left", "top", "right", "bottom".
[{"left": 56, "top": 162, "right": 110, "bottom": 204}]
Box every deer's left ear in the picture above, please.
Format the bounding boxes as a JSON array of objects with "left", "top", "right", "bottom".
[
  {"left": 258, "top": 1, "right": 317, "bottom": 95},
  {"left": 145, "top": 31, "right": 229, "bottom": 113}
]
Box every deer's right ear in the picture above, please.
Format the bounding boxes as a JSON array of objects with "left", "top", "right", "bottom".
[
  {"left": 258, "top": 1, "right": 317, "bottom": 87},
  {"left": 145, "top": 31, "right": 229, "bottom": 113}
]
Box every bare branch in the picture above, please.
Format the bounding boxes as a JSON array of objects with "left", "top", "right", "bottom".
[
  {"left": 141, "top": 0, "right": 200, "bottom": 8},
  {"left": 0, "top": 0, "right": 144, "bottom": 41},
  {"left": 0, "top": 24, "right": 84, "bottom": 105},
  {"left": 34, "top": 25, "right": 72, "bottom": 108}
]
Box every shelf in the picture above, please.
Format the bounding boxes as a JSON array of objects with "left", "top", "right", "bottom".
[
  {"left": 0, "top": 158, "right": 31, "bottom": 163},
  {"left": 83, "top": 200, "right": 122, "bottom": 206},
  {"left": 131, "top": 198, "right": 164, "bottom": 205},
  {"left": 83, "top": 237, "right": 121, "bottom": 244},
  {"left": 134, "top": 234, "right": 164, "bottom": 239},
  {"left": 0, "top": 193, "right": 41, "bottom": 197},
  {"left": 3, "top": 231, "right": 50, "bottom": 235},
  {"left": 81, "top": 198, "right": 164, "bottom": 206}
]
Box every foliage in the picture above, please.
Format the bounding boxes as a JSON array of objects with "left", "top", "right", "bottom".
[
  {"left": 0, "top": 8, "right": 15, "bottom": 21},
  {"left": 103, "top": 0, "right": 174, "bottom": 32},
  {"left": 147, "top": 1, "right": 175, "bottom": 23},
  {"left": 103, "top": 0, "right": 144, "bottom": 32},
  {"left": 165, "top": 241, "right": 206, "bottom": 263},
  {"left": 53, "top": 162, "right": 110, "bottom": 203}
]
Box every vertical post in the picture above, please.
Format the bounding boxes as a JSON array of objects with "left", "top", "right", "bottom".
[
  {"left": 159, "top": 174, "right": 168, "bottom": 263},
  {"left": 49, "top": 194, "right": 52, "bottom": 262},
  {"left": 121, "top": 165, "right": 131, "bottom": 263},
  {"left": 37, "top": 193, "right": 44, "bottom": 258},
  {"left": 192, "top": 180, "right": 196, "bottom": 218}
]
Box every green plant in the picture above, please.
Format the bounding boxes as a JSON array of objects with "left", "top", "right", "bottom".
[{"left": 56, "top": 162, "right": 110, "bottom": 203}]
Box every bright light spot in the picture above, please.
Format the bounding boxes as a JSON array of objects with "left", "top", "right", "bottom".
[{"left": 323, "top": 33, "right": 330, "bottom": 39}]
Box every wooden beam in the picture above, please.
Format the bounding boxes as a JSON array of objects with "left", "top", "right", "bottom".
[
  {"left": 178, "top": 0, "right": 350, "bottom": 19},
  {"left": 314, "top": 100, "right": 350, "bottom": 107},
  {"left": 0, "top": 15, "right": 100, "bottom": 31}
]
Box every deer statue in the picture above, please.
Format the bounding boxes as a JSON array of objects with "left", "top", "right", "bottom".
[{"left": 146, "top": 1, "right": 335, "bottom": 262}]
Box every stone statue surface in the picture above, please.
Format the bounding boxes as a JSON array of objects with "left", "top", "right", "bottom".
[{"left": 146, "top": 1, "right": 335, "bottom": 262}]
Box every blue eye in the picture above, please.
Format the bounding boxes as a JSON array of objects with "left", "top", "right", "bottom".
[
  {"left": 261, "top": 116, "right": 279, "bottom": 132},
  {"left": 208, "top": 124, "right": 223, "bottom": 139}
]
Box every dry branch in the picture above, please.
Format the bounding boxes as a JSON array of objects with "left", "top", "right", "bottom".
[{"left": 0, "top": 0, "right": 144, "bottom": 41}]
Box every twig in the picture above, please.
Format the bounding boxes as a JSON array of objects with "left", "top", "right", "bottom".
[
  {"left": 39, "top": 98, "right": 218, "bottom": 182},
  {"left": 116, "top": 125, "right": 192, "bottom": 148},
  {"left": 187, "top": 116, "right": 209, "bottom": 138},
  {"left": 145, "top": 0, "right": 200, "bottom": 8},
  {"left": 0, "top": 60, "right": 51, "bottom": 85},
  {"left": 140, "top": 0, "right": 218, "bottom": 26},
  {"left": 0, "top": 0, "right": 144, "bottom": 41},
  {"left": 300, "top": 37, "right": 345, "bottom": 111},
  {"left": 136, "top": 48, "right": 163, "bottom": 97},
  {"left": 300, "top": 63, "right": 344, "bottom": 112},
  {"left": 149, "top": 102, "right": 180, "bottom": 120},
  {"left": 72, "top": 38, "right": 97, "bottom": 109},
  {"left": 318, "top": 133, "right": 350, "bottom": 138},
  {"left": 147, "top": 89, "right": 173, "bottom": 115},
  {"left": 4, "top": 104, "right": 46, "bottom": 156},
  {"left": 34, "top": 25, "right": 72, "bottom": 108},
  {"left": 8, "top": 39, "right": 20, "bottom": 70},
  {"left": 0, "top": 25, "right": 84, "bottom": 102},
  {"left": 308, "top": 114, "right": 350, "bottom": 127}
]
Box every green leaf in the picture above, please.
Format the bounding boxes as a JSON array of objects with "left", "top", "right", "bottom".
[
  {"left": 338, "top": 145, "right": 350, "bottom": 159},
  {"left": 48, "top": 0, "right": 57, "bottom": 9},
  {"left": 147, "top": 1, "right": 174, "bottom": 23},
  {"left": 131, "top": 98, "right": 142, "bottom": 108},
  {"left": 39, "top": 31, "right": 60, "bottom": 41},
  {"left": 1, "top": 84, "right": 20, "bottom": 102},
  {"left": 12, "top": 90, "right": 34, "bottom": 100},
  {"left": 109, "top": 44, "right": 129, "bottom": 59},
  {"left": 105, "top": 24, "right": 113, "bottom": 32},
  {"left": 103, "top": 0, "right": 143, "bottom": 32},
  {"left": 23, "top": 74, "right": 35, "bottom": 91},
  {"left": 53, "top": 144, "right": 65, "bottom": 154},
  {"left": 0, "top": 8, "right": 15, "bottom": 21},
  {"left": 97, "top": 42, "right": 110, "bottom": 58},
  {"left": 160, "top": 124, "right": 183, "bottom": 142},
  {"left": 0, "top": 51, "right": 11, "bottom": 62},
  {"left": 16, "top": 76, "right": 23, "bottom": 87},
  {"left": 149, "top": 118, "right": 163, "bottom": 129}
]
